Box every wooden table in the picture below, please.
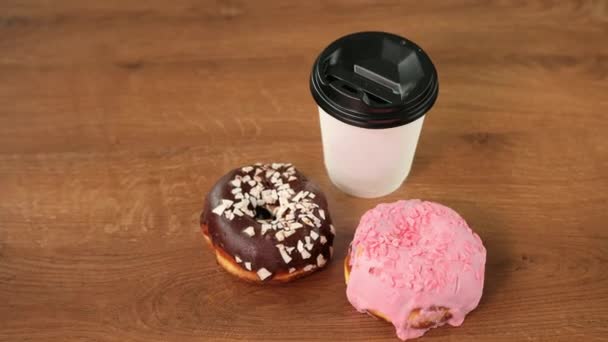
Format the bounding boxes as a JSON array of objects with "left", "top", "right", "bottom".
[{"left": 1, "top": 1, "right": 607, "bottom": 341}]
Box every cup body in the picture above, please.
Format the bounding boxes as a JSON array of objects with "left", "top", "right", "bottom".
[{"left": 318, "top": 106, "right": 425, "bottom": 198}]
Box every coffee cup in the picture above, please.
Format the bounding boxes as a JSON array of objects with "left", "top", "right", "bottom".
[{"left": 310, "top": 32, "right": 439, "bottom": 198}]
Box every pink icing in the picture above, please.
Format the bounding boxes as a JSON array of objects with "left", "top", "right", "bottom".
[{"left": 346, "top": 200, "right": 486, "bottom": 340}]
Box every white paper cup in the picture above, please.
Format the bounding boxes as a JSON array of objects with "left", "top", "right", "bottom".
[
  {"left": 319, "top": 106, "right": 425, "bottom": 198},
  {"left": 310, "top": 32, "right": 438, "bottom": 198}
]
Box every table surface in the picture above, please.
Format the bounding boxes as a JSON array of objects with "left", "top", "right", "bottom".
[{"left": 1, "top": 1, "right": 608, "bottom": 341}]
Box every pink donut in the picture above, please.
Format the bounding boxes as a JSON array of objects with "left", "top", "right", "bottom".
[{"left": 345, "top": 200, "right": 486, "bottom": 340}]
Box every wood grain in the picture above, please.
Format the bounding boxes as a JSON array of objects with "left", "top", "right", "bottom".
[{"left": 1, "top": 1, "right": 607, "bottom": 341}]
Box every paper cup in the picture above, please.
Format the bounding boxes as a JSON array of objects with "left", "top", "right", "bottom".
[
  {"left": 318, "top": 106, "right": 425, "bottom": 198},
  {"left": 310, "top": 32, "right": 439, "bottom": 198}
]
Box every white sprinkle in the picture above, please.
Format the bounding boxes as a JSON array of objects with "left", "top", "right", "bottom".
[
  {"left": 310, "top": 230, "right": 319, "bottom": 240},
  {"left": 234, "top": 193, "right": 244, "bottom": 199},
  {"left": 309, "top": 193, "right": 316, "bottom": 199},
  {"left": 212, "top": 204, "right": 227, "bottom": 216},
  {"left": 278, "top": 197, "right": 289, "bottom": 208},
  {"left": 292, "top": 191, "right": 304, "bottom": 202},
  {"left": 236, "top": 199, "right": 249, "bottom": 208},
  {"left": 261, "top": 223, "right": 272, "bottom": 235},
  {"left": 222, "top": 199, "right": 234, "bottom": 207},
  {"left": 225, "top": 211, "right": 235, "bottom": 220},
  {"left": 233, "top": 208, "right": 244, "bottom": 216},
  {"left": 276, "top": 245, "right": 292, "bottom": 264},
  {"left": 275, "top": 231, "right": 285, "bottom": 242},
  {"left": 244, "top": 209, "right": 255, "bottom": 217},
  {"left": 242, "top": 175, "right": 251, "bottom": 182},
  {"left": 289, "top": 267, "right": 296, "bottom": 273},
  {"left": 242, "top": 166, "right": 254, "bottom": 173},
  {"left": 262, "top": 189, "right": 274, "bottom": 202},
  {"left": 254, "top": 176, "right": 262, "bottom": 182},
  {"left": 272, "top": 163, "right": 282, "bottom": 169},
  {"left": 286, "top": 246, "right": 295, "bottom": 254},
  {"left": 329, "top": 246, "right": 334, "bottom": 258},
  {"left": 302, "top": 217, "right": 314, "bottom": 227},
  {"left": 301, "top": 249, "right": 311, "bottom": 259},
  {"left": 288, "top": 176, "right": 297, "bottom": 181},
  {"left": 255, "top": 168, "right": 263, "bottom": 176},
  {"left": 250, "top": 187, "right": 261, "bottom": 198},
  {"left": 231, "top": 188, "right": 242, "bottom": 195},
  {"left": 283, "top": 229, "right": 296, "bottom": 238},
  {"left": 243, "top": 226, "right": 255, "bottom": 237},
  {"left": 244, "top": 262, "right": 252, "bottom": 271},
  {"left": 287, "top": 166, "right": 295, "bottom": 172},
  {"left": 286, "top": 214, "right": 295, "bottom": 221},
  {"left": 318, "top": 210, "right": 325, "bottom": 220},
  {"left": 297, "top": 240, "right": 304, "bottom": 252},
  {"left": 235, "top": 255, "right": 242, "bottom": 263},
  {"left": 231, "top": 179, "right": 241, "bottom": 187},
  {"left": 317, "top": 254, "right": 327, "bottom": 267},
  {"left": 320, "top": 235, "right": 327, "bottom": 245},
  {"left": 247, "top": 180, "right": 256, "bottom": 187},
  {"left": 303, "top": 264, "right": 315, "bottom": 272},
  {"left": 330, "top": 224, "right": 336, "bottom": 235},
  {"left": 290, "top": 222, "right": 303, "bottom": 230},
  {"left": 265, "top": 169, "right": 275, "bottom": 178},
  {"left": 257, "top": 267, "right": 272, "bottom": 280}
]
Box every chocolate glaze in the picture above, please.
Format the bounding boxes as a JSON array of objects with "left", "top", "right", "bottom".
[{"left": 201, "top": 163, "right": 335, "bottom": 280}]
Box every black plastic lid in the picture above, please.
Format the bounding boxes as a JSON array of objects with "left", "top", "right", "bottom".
[{"left": 310, "top": 32, "right": 439, "bottom": 129}]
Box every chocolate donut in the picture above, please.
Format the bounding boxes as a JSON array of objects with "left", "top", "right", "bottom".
[{"left": 201, "top": 163, "right": 335, "bottom": 283}]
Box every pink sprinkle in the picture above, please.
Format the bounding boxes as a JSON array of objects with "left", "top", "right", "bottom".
[{"left": 379, "top": 244, "right": 388, "bottom": 256}]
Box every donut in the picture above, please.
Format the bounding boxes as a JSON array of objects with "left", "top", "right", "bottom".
[
  {"left": 200, "top": 163, "right": 335, "bottom": 283},
  {"left": 345, "top": 200, "right": 486, "bottom": 340}
]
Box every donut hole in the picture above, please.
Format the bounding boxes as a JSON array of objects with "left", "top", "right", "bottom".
[{"left": 254, "top": 206, "right": 275, "bottom": 221}]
